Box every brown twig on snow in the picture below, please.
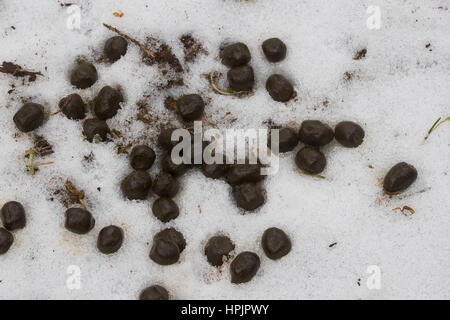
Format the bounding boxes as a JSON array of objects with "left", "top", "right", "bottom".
[
  {"left": 0, "top": 61, "right": 43, "bottom": 81},
  {"left": 50, "top": 95, "right": 72, "bottom": 116}
]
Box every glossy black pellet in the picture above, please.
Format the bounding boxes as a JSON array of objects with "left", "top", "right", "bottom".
[
  {"left": 230, "top": 251, "right": 260, "bottom": 284},
  {"left": 121, "top": 171, "right": 152, "bottom": 200},
  {"left": 383, "top": 162, "right": 418, "bottom": 194},
  {"left": 59, "top": 94, "right": 86, "bottom": 120},
  {"left": 176, "top": 94, "right": 205, "bottom": 121},
  {"left": 152, "top": 198, "right": 180, "bottom": 223},
  {"left": 295, "top": 146, "right": 326, "bottom": 174},
  {"left": 220, "top": 42, "right": 251, "bottom": 67},
  {"left": 64, "top": 208, "right": 95, "bottom": 235},
  {"left": 93, "top": 86, "right": 124, "bottom": 120},
  {"left": 130, "top": 145, "right": 156, "bottom": 171},
  {"left": 152, "top": 173, "right": 179, "bottom": 198},
  {"left": 150, "top": 228, "right": 186, "bottom": 265},
  {"left": 139, "top": 285, "right": 169, "bottom": 300},
  {"left": 162, "top": 155, "right": 188, "bottom": 177},
  {"left": 233, "top": 183, "right": 265, "bottom": 211},
  {"left": 1, "top": 201, "right": 26, "bottom": 231},
  {"left": 262, "top": 38, "right": 287, "bottom": 62},
  {"left": 204, "top": 235, "right": 235, "bottom": 267},
  {"left": 269, "top": 127, "right": 298, "bottom": 153},
  {"left": 266, "top": 74, "right": 294, "bottom": 102},
  {"left": 13, "top": 103, "right": 44, "bottom": 132},
  {"left": 334, "top": 121, "right": 365, "bottom": 148},
  {"left": 70, "top": 61, "right": 98, "bottom": 89},
  {"left": 82, "top": 118, "right": 110, "bottom": 142},
  {"left": 97, "top": 225, "right": 124, "bottom": 254},
  {"left": 0, "top": 228, "right": 14, "bottom": 255},
  {"left": 104, "top": 36, "right": 128, "bottom": 62},
  {"left": 298, "top": 120, "right": 334, "bottom": 147},
  {"left": 261, "top": 227, "right": 291, "bottom": 260},
  {"left": 226, "top": 164, "right": 264, "bottom": 186},
  {"left": 227, "top": 65, "right": 255, "bottom": 91}
]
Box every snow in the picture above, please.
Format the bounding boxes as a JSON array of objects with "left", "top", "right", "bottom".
[{"left": 0, "top": 0, "right": 449, "bottom": 299}]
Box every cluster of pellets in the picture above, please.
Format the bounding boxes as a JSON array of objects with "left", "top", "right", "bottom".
[{"left": 0, "top": 33, "right": 419, "bottom": 301}]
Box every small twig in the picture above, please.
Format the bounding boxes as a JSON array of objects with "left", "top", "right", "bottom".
[
  {"left": 425, "top": 116, "right": 450, "bottom": 140},
  {"left": 0, "top": 61, "right": 43, "bottom": 81},
  {"left": 103, "top": 23, "right": 155, "bottom": 58},
  {"left": 79, "top": 199, "right": 88, "bottom": 210},
  {"left": 50, "top": 96, "right": 72, "bottom": 117},
  {"left": 117, "top": 141, "right": 134, "bottom": 154},
  {"left": 393, "top": 206, "right": 415, "bottom": 216},
  {"left": 26, "top": 161, "right": 54, "bottom": 168},
  {"left": 209, "top": 71, "right": 249, "bottom": 96},
  {"left": 50, "top": 95, "right": 72, "bottom": 116},
  {"left": 297, "top": 171, "right": 326, "bottom": 180}
]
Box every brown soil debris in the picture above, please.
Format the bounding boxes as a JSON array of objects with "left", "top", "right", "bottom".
[
  {"left": 164, "top": 96, "right": 178, "bottom": 112},
  {"left": 0, "top": 61, "right": 43, "bottom": 82},
  {"left": 143, "top": 36, "right": 183, "bottom": 73},
  {"left": 180, "top": 34, "right": 208, "bottom": 62},
  {"left": 353, "top": 48, "right": 367, "bottom": 60},
  {"left": 53, "top": 180, "right": 88, "bottom": 209},
  {"left": 33, "top": 135, "right": 54, "bottom": 157}
]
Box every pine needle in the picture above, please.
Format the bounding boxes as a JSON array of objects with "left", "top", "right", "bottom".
[{"left": 425, "top": 116, "right": 450, "bottom": 140}]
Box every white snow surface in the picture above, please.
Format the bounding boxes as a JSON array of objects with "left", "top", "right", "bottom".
[{"left": 0, "top": 0, "right": 449, "bottom": 300}]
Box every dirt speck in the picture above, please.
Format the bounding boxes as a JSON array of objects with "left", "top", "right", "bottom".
[
  {"left": 180, "top": 34, "right": 208, "bottom": 62},
  {"left": 353, "top": 48, "right": 367, "bottom": 60}
]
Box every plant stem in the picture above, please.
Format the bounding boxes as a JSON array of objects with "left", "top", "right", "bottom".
[
  {"left": 24, "top": 149, "right": 39, "bottom": 175},
  {"left": 209, "top": 71, "right": 249, "bottom": 96},
  {"left": 297, "top": 171, "right": 326, "bottom": 179},
  {"left": 26, "top": 161, "right": 54, "bottom": 168},
  {"left": 425, "top": 116, "right": 450, "bottom": 139},
  {"left": 79, "top": 199, "right": 88, "bottom": 210}
]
